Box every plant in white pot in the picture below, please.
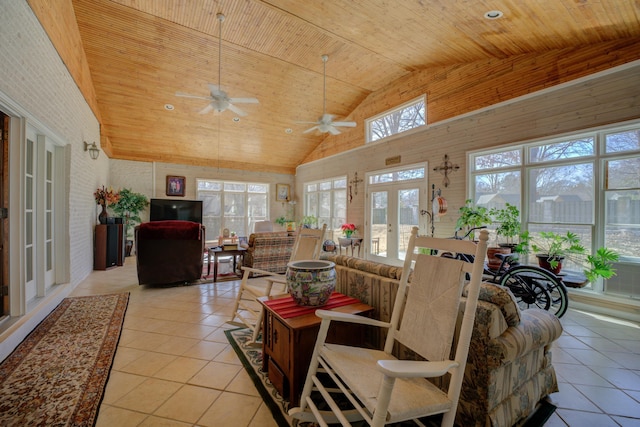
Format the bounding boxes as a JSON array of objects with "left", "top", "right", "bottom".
[{"left": 111, "top": 188, "right": 149, "bottom": 256}]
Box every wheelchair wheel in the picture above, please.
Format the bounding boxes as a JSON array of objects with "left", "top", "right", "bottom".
[{"left": 499, "top": 265, "right": 568, "bottom": 317}]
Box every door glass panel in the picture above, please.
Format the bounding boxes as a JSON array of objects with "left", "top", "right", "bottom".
[
  {"left": 398, "top": 189, "right": 419, "bottom": 261},
  {"left": 371, "top": 191, "right": 388, "bottom": 257}
]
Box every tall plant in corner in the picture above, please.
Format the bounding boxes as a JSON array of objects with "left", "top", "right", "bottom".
[{"left": 111, "top": 188, "right": 149, "bottom": 238}]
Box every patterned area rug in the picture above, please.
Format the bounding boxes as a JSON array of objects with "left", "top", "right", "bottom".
[
  {"left": 0, "top": 293, "right": 129, "bottom": 426},
  {"left": 226, "top": 327, "right": 556, "bottom": 427}
]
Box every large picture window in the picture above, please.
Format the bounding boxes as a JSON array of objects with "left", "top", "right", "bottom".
[
  {"left": 196, "top": 179, "right": 269, "bottom": 238},
  {"left": 304, "top": 177, "right": 347, "bottom": 238},
  {"left": 469, "top": 122, "right": 640, "bottom": 298}
]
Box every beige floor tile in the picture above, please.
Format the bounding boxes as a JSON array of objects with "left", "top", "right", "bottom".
[
  {"left": 248, "top": 403, "right": 280, "bottom": 427},
  {"left": 213, "top": 344, "right": 243, "bottom": 365},
  {"left": 112, "top": 377, "right": 182, "bottom": 413},
  {"left": 119, "top": 329, "right": 173, "bottom": 351},
  {"left": 154, "top": 335, "right": 201, "bottom": 356},
  {"left": 95, "top": 404, "right": 148, "bottom": 427},
  {"left": 226, "top": 367, "right": 261, "bottom": 396},
  {"left": 102, "top": 371, "right": 147, "bottom": 404},
  {"left": 111, "top": 346, "right": 148, "bottom": 370},
  {"left": 119, "top": 350, "right": 178, "bottom": 377},
  {"left": 138, "top": 416, "right": 193, "bottom": 426},
  {"left": 181, "top": 340, "right": 228, "bottom": 360},
  {"left": 188, "top": 360, "right": 242, "bottom": 390},
  {"left": 198, "top": 392, "right": 263, "bottom": 427},
  {"left": 154, "top": 384, "right": 221, "bottom": 423},
  {"left": 152, "top": 356, "right": 208, "bottom": 382}
]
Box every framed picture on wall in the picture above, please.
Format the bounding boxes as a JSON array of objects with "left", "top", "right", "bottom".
[
  {"left": 166, "top": 175, "right": 186, "bottom": 197},
  {"left": 276, "top": 183, "right": 290, "bottom": 202}
]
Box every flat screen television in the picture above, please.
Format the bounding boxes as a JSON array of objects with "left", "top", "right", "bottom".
[{"left": 149, "top": 199, "right": 203, "bottom": 224}]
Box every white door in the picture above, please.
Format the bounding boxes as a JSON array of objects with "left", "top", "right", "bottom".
[{"left": 367, "top": 164, "right": 427, "bottom": 265}]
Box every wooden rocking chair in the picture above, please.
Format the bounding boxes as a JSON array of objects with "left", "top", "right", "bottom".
[
  {"left": 229, "top": 224, "right": 327, "bottom": 344},
  {"left": 289, "top": 226, "right": 489, "bottom": 427}
]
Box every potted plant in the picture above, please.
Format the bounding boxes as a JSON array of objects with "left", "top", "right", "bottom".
[
  {"left": 456, "top": 199, "right": 492, "bottom": 240},
  {"left": 300, "top": 215, "right": 318, "bottom": 229},
  {"left": 111, "top": 188, "right": 149, "bottom": 256},
  {"left": 490, "top": 203, "right": 521, "bottom": 248},
  {"left": 529, "top": 231, "right": 586, "bottom": 274}
]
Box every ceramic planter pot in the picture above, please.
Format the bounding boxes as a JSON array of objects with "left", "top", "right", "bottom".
[
  {"left": 536, "top": 254, "right": 564, "bottom": 275},
  {"left": 286, "top": 260, "right": 336, "bottom": 306}
]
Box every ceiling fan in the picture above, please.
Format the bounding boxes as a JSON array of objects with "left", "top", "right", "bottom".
[
  {"left": 298, "top": 55, "right": 356, "bottom": 135},
  {"left": 175, "top": 13, "right": 258, "bottom": 116}
]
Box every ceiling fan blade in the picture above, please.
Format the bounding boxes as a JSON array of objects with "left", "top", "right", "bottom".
[
  {"left": 327, "top": 126, "right": 341, "bottom": 135},
  {"left": 303, "top": 126, "right": 320, "bottom": 134},
  {"left": 198, "top": 104, "right": 214, "bottom": 115},
  {"left": 331, "top": 121, "right": 357, "bottom": 128},
  {"left": 295, "top": 120, "right": 320, "bottom": 125},
  {"left": 175, "top": 92, "right": 211, "bottom": 100},
  {"left": 227, "top": 103, "right": 248, "bottom": 117},
  {"left": 228, "top": 97, "right": 259, "bottom": 104}
]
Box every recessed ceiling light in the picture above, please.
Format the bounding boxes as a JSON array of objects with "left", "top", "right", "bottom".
[
  {"left": 233, "top": 117, "right": 241, "bottom": 122},
  {"left": 484, "top": 10, "right": 503, "bottom": 19},
  {"left": 164, "top": 104, "right": 174, "bottom": 111},
  {"left": 285, "top": 128, "right": 293, "bottom": 134}
]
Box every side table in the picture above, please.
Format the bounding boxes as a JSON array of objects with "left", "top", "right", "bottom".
[{"left": 258, "top": 294, "right": 373, "bottom": 407}]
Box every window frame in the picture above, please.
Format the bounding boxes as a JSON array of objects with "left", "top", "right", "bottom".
[
  {"left": 468, "top": 120, "right": 640, "bottom": 295},
  {"left": 303, "top": 176, "right": 347, "bottom": 239},
  {"left": 196, "top": 179, "right": 269, "bottom": 238},
  {"left": 365, "top": 95, "right": 426, "bottom": 143}
]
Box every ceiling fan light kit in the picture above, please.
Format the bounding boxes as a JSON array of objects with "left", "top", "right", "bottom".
[
  {"left": 298, "top": 54, "right": 356, "bottom": 135},
  {"left": 175, "top": 13, "right": 258, "bottom": 117}
]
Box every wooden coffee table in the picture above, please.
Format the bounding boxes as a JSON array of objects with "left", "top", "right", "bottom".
[{"left": 258, "top": 294, "right": 373, "bottom": 407}]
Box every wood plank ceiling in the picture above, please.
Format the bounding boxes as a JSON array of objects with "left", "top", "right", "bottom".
[{"left": 42, "top": 0, "right": 640, "bottom": 174}]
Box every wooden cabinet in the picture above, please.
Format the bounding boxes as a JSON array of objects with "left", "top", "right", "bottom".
[
  {"left": 259, "top": 295, "right": 373, "bottom": 407},
  {"left": 94, "top": 224, "right": 124, "bottom": 270}
]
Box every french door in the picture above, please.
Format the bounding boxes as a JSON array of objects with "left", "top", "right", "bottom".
[{"left": 367, "top": 164, "right": 427, "bottom": 265}]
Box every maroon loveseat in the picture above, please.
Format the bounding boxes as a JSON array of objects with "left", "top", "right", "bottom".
[{"left": 135, "top": 220, "right": 205, "bottom": 285}]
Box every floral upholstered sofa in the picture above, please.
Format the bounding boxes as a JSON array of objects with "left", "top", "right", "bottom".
[
  {"left": 242, "top": 231, "right": 296, "bottom": 275},
  {"left": 326, "top": 254, "right": 564, "bottom": 427}
]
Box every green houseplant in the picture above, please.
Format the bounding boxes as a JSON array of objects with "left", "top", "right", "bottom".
[
  {"left": 456, "top": 199, "right": 492, "bottom": 240},
  {"left": 300, "top": 215, "right": 318, "bottom": 229},
  {"left": 517, "top": 231, "right": 619, "bottom": 282},
  {"left": 111, "top": 188, "right": 149, "bottom": 255},
  {"left": 490, "top": 203, "right": 521, "bottom": 247}
]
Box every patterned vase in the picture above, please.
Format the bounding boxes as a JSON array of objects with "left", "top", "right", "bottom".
[{"left": 286, "top": 260, "right": 336, "bottom": 307}]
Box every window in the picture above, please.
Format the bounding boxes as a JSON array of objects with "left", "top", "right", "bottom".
[
  {"left": 196, "top": 179, "right": 269, "bottom": 238},
  {"left": 304, "top": 177, "right": 347, "bottom": 237},
  {"left": 366, "top": 96, "right": 426, "bottom": 143},
  {"left": 469, "top": 122, "right": 640, "bottom": 297}
]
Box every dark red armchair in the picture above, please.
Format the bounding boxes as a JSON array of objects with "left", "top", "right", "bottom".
[{"left": 135, "top": 220, "right": 205, "bottom": 285}]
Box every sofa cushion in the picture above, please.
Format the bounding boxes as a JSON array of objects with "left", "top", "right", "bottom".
[{"left": 465, "top": 282, "right": 521, "bottom": 327}]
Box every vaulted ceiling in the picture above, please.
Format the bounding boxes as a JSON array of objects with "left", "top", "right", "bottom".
[{"left": 28, "top": 0, "right": 640, "bottom": 174}]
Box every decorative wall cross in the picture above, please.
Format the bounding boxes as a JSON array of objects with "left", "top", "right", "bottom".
[
  {"left": 433, "top": 154, "right": 459, "bottom": 187},
  {"left": 349, "top": 172, "right": 363, "bottom": 195}
]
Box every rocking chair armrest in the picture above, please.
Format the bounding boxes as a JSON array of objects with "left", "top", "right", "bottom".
[
  {"left": 377, "top": 360, "right": 459, "bottom": 378},
  {"left": 266, "top": 275, "right": 287, "bottom": 285},
  {"left": 316, "top": 310, "right": 391, "bottom": 328},
  {"left": 240, "top": 266, "right": 283, "bottom": 278}
]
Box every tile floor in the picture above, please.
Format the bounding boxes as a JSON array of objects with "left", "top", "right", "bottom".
[{"left": 70, "top": 259, "right": 640, "bottom": 427}]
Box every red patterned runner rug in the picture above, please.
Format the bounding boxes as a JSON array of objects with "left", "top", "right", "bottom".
[{"left": 0, "top": 293, "right": 129, "bottom": 426}]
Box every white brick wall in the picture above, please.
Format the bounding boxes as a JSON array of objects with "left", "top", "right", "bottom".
[{"left": 0, "top": 0, "right": 106, "bottom": 290}]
